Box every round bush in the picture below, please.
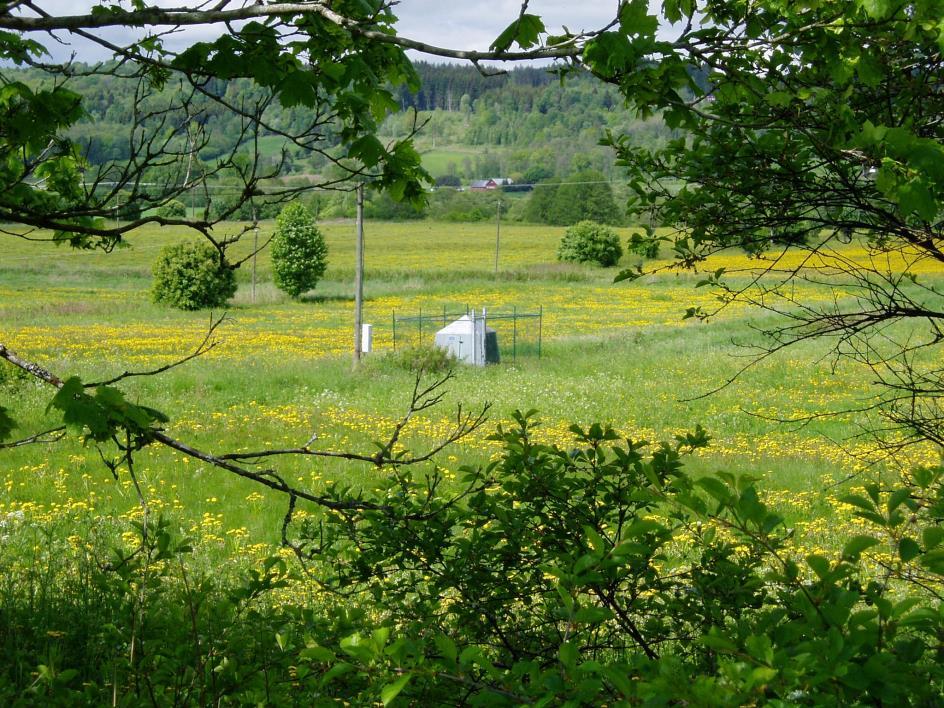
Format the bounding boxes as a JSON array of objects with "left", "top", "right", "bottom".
[
  {"left": 271, "top": 202, "right": 327, "bottom": 299},
  {"left": 156, "top": 199, "right": 187, "bottom": 219},
  {"left": 557, "top": 220, "right": 623, "bottom": 267},
  {"left": 151, "top": 241, "right": 236, "bottom": 310}
]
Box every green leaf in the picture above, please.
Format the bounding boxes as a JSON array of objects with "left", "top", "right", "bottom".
[
  {"left": 922, "top": 526, "right": 944, "bottom": 549},
  {"left": 898, "top": 606, "right": 942, "bottom": 629},
  {"left": 381, "top": 673, "right": 412, "bottom": 706},
  {"left": 839, "top": 494, "right": 876, "bottom": 513},
  {"left": 277, "top": 70, "right": 317, "bottom": 108},
  {"left": 434, "top": 635, "right": 457, "bottom": 663},
  {"left": 320, "top": 661, "right": 356, "bottom": 685},
  {"left": 620, "top": 518, "right": 665, "bottom": 539},
  {"left": 886, "top": 488, "right": 911, "bottom": 514},
  {"left": 698, "top": 631, "right": 737, "bottom": 652},
  {"left": 619, "top": 0, "right": 658, "bottom": 37},
  {"left": 745, "top": 634, "right": 773, "bottom": 665},
  {"left": 347, "top": 135, "right": 386, "bottom": 168},
  {"left": 614, "top": 266, "right": 643, "bottom": 282},
  {"left": 807, "top": 554, "right": 831, "bottom": 580},
  {"left": 697, "top": 477, "right": 732, "bottom": 504},
  {"left": 897, "top": 181, "right": 937, "bottom": 221},
  {"left": 339, "top": 632, "right": 376, "bottom": 662},
  {"left": 299, "top": 645, "right": 334, "bottom": 662},
  {"left": 899, "top": 537, "right": 921, "bottom": 563},
  {"left": 48, "top": 377, "right": 109, "bottom": 440},
  {"left": 842, "top": 535, "right": 880, "bottom": 561},
  {"left": 856, "top": 51, "right": 884, "bottom": 87},
  {"left": 558, "top": 642, "right": 578, "bottom": 670},
  {"left": 920, "top": 548, "right": 944, "bottom": 574},
  {"left": 765, "top": 91, "right": 793, "bottom": 107},
  {"left": 663, "top": 0, "right": 683, "bottom": 23},
  {"left": 584, "top": 526, "right": 606, "bottom": 553},
  {"left": 573, "top": 606, "right": 613, "bottom": 624},
  {"left": 490, "top": 14, "right": 545, "bottom": 52},
  {"left": 860, "top": 0, "right": 894, "bottom": 19}
]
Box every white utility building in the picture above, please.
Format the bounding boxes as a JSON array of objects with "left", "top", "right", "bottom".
[{"left": 434, "top": 310, "right": 499, "bottom": 366}]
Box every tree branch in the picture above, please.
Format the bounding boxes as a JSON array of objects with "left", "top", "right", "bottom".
[{"left": 5, "top": 2, "right": 586, "bottom": 62}]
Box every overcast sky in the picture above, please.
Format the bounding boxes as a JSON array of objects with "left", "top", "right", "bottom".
[{"left": 24, "top": 1, "right": 630, "bottom": 64}]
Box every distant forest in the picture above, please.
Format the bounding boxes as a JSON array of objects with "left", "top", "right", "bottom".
[
  {"left": 8, "top": 62, "right": 677, "bottom": 186},
  {"left": 394, "top": 63, "right": 561, "bottom": 113}
]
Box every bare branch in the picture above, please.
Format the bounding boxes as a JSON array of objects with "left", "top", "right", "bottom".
[
  {"left": 0, "top": 426, "right": 66, "bottom": 449},
  {"left": 0, "top": 343, "right": 490, "bottom": 519},
  {"left": 0, "top": 343, "right": 64, "bottom": 387},
  {"left": 85, "top": 313, "right": 229, "bottom": 388},
  {"left": 4, "top": 2, "right": 586, "bottom": 62}
]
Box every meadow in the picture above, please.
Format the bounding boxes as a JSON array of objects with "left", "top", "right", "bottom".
[
  {"left": 2, "top": 218, "right": 937, "bottom": 558},
  {"left": 4, "top": 218, "right": 944, "bottom": 703}
]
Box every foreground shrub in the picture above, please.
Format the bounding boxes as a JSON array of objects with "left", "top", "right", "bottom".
[
  {"left": 557, "top": 220, "right": 623, "bottom": 266},
  {"left": 288, "top": 413, "right": 944, "bottom": 705},
  {"left": 271, "top": 202, "right": 327, "bottom": 299},
  {"left": 384, "top": 343, "right": 456, "bottom": 374},
  {"left": 151, "top": 240, "right": 236, "bottom": 310}
]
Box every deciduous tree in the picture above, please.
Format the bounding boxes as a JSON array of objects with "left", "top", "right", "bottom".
[{"left": 586, "top": 0, "right": 944, "bottom": 448}]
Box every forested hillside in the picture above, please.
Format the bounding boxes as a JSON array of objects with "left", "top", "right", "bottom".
[
  {"left": 10, "top": 62, "right": 672, "bottom": 185},
  {"left": 386, "top": 63, "right": 674, "bottom": 182}
]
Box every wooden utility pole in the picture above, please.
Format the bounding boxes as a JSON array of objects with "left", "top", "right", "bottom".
[
  {"left": 251, "top": 202, "right": 258, "bottom": 304},
  {"left": 353, "top": 184, "right": 365, "bottom": 369},
  {"left": 494, "top": 199, "right": 502, "bottom": 276}
]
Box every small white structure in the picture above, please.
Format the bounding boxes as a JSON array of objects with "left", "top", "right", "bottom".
[
  {"left": 434, "top": 310, "right": 497, "bottom": 366},
  {"left": 361, "top": 324, "right": 373, "bottom": 353}
]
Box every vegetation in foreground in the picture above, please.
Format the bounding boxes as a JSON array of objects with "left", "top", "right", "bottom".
[
  {"left": 2, "top": 219, "right": 944, "bottom": 704},
  {"left": 2, "top": 409, "right": 943, "bottom": 704}
]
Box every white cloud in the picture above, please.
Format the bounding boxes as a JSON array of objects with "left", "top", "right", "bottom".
[{"left": 394, "top": 0, "right": 623, "bottom": 55}]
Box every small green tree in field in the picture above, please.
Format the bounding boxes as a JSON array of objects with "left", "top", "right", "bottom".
[
  {"left": 156, "top": 199, "right": 187, "bottom": 219},
  {"left": 557, "top": 220, "right": 623, "bottom": 267},
  {"left": 271, "top": 203, "right": 327, "bottom": 299},
  {"left": 151, "top": 241, "right": 236, "bottom": 310}
]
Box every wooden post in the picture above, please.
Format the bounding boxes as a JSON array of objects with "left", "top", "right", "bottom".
[
  {"left": 513, "top": 305, "right": 517, "bottom": 363},
  {"left": 353, "top": 184, "right": 365, "bottom": 369},
  {"left": 251, "top": 202, "right": 258, "bottom": 304}
]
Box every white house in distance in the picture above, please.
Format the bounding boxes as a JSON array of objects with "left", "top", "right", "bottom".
[{"left": 434, "top": 311, "right": 499, "bottom": 366}]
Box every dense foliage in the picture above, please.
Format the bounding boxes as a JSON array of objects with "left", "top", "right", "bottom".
[
  {"left": 151, "top": 241, "right": 236, "bottom": 310},
  {"left": 270, "top": 202, "right": 327, "bottom": 299},
  {"left": 557, "top": 220, "right": 623, "bottom": 267},
  {"left": 2, "top": 413, "right": 944, "bottom": 704},
  {"left": 593, "top": 0, "right": 944, "bottom": 446},
  {"left": 525, "top": 170, "right": 623, "bottom": 225}
]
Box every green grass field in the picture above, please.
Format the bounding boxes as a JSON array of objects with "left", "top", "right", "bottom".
[
  {"left": 416, "top": 145, "right": 500, "bottom": 176},
  {"left": 1, "top": 220, "right": 936, "bottom": 557}
]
